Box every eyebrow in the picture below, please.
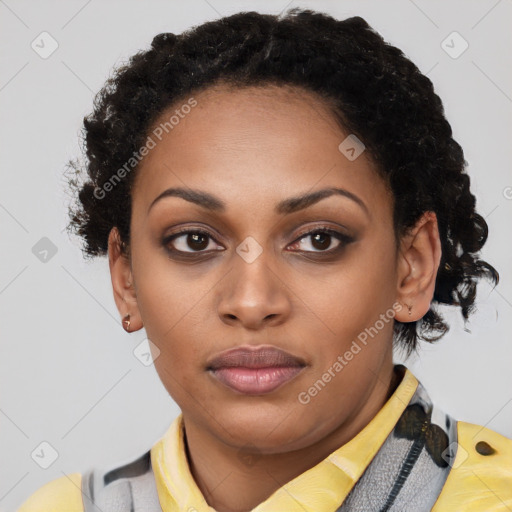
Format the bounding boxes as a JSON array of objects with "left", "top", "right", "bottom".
[{"left": 147, "top": 186, "right": 369, "bottom": 216}]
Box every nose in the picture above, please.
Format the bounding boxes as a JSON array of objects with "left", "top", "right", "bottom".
[{"left": 216, "top": 250, "right": 292, "bottom": 330}]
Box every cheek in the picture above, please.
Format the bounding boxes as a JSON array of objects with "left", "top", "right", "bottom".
[
  {"left": 295, "top": 238, "right": 398, "bottom": 338},
  {"left": 131, "top": 242, "right": 214, "bottom": 336},
  {"left": 148, "top": 308, "right": 207, "bottom": 405},
  {"left": 131, "top": 257, "right": 210, "bottom": 396}
]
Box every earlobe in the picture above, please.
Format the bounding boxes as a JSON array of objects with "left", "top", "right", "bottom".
[
  {"left": 395, "top": 212, "right": 442, "bottom": 323},
  {"left": 108, "top": 227, "right": 144, "bottom": 332}
]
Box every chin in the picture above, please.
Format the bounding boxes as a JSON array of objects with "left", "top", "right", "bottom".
[{"left": 210, "top": 403, "right": 318, "bottom": 452}]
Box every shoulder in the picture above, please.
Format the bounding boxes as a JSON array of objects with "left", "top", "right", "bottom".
[
  {"left": 16, "top": 449, "right": 158, "bottom": 512},
  {"left": 16, "top": 473, "right": 84, "bottom": 512},
  {"left": 16, "top": 450, "right": 155, "bottom": 511},
  {"left": 432, "top": 421, "right": 512, "bottom": 511}
]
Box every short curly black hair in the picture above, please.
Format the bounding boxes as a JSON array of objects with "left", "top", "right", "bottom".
[{"left": 65, "top": 7, "right": 498, "bottom": 354}]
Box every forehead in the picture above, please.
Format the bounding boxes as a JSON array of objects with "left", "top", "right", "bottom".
[{"left": 131, "top": 83, "right": 390, "bottom": 216}]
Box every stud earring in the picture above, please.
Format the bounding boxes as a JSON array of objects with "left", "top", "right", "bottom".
[
  {"left": 407, "top": 304, "right": 412, "bottom": 316},
  {"left": 123, "top": 314, "right": 131, "bottom": 332}
]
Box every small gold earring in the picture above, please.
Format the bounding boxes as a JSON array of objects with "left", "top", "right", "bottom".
[
  {"left": 123, "top": 314, "right": 131, "bottom": 332},
  {"left": 407, "top": 304, "right": 412, "bottom": 316}
]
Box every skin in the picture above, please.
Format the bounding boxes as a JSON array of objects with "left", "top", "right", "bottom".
[{"left": 108, "top": 83, "right": 441, "bottom": 512}]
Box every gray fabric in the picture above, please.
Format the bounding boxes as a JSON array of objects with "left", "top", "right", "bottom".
[
  {"left": 81, "top": 451, "right": 163, "bottom": 512},
  {"left": 337, "top": 365, "right": 458, "bottom": 511}
]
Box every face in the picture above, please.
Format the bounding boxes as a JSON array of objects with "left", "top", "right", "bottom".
[{"left": 122, "top": 84, "right": 402, "bottom": 453}]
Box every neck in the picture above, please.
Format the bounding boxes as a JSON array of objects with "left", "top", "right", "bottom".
[{"left": 183, "top": 363, "right": 400, "bottom": 512}]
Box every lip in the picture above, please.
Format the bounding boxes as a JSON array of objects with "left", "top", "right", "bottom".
[{"left": 206, "top": 345, "right": 307, "bottom": 395}]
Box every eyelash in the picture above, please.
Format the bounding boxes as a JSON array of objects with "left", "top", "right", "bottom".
[{"left": 162, "top": 225, "right": 354, "bottom": 258}]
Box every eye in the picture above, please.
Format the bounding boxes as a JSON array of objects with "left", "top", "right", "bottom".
[
  {"left": 288, "top": 227, "right": 353, "bottom": 253},
  {"left": 162, "top": 226, "right": 353, "bottom": 258},
  {"left": 163, "top": 228, "right": 224, "bottom": 254}
]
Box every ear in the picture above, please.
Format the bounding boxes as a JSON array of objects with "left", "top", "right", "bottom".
[
  {"left": 108, "top": 227, "right": 143, "bottom": 333},
  {"left": 395, "top": 211, "right": 442, "bottom": 322}
]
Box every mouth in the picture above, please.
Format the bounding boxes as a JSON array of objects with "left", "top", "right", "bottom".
[{"left": 206, "top": 345, "right": 307, "bottom": 395}]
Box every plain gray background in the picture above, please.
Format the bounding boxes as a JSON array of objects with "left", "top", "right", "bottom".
[{"left": 1, "top": 0, "right": 511, "bottom": 510}]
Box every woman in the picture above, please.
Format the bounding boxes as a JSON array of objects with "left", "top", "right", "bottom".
[{"left": 18, "top": 7, "right": 511, "bottom": 512}]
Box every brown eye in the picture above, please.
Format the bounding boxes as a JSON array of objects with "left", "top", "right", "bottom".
[
  {"left": 288, "top": 228, "right": 352, "bottom": 253},
  {"left": 310, "top": 232, "right": 332, "bottom": 251},
  {"left": 164, "top": 229, "right": 223, "bottom": 254},
  {"left": 186, "top": 232, "right": 209, "bottom": 250}
]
